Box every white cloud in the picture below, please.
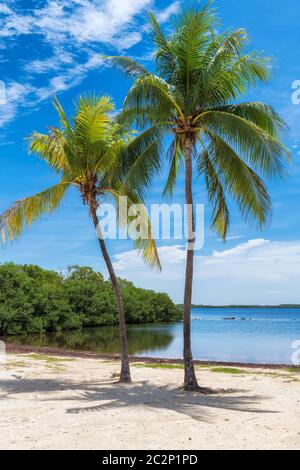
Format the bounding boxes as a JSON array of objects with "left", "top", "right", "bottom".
[
  {"left": 0, "top": 52, "right": 105, "bottom": 127},
  {"left": 0, "top": 81, "right": 33, "bottom": 127},
  {"left": 1, "top": 0, "right": 180, "bottom": 128},
  {"left": 23, "top": 49, "right": 74, "bottom": 74},
  {"left": 114, "top": 244, "right": 187, "bottom": 272},
  {"left": 0, "top": 0, "right": 153, "bottom": 47},
  {"left": 0, "top": 4, "right": 12, "bottom": 15},
  {"left": 113, "top": 239, "right": 300, "bottom": 304},
  {"left": 216, "top": 235, "right": 244, "bottom": 242},
  {"left": 212, "top": 238, "right": 268, "bottom": 258},
  {"left": 36, "top": 53, "right": 105, "bottom": 100},
  {"left": 154, "top": 1, "right": 181, "bottom": 23}
]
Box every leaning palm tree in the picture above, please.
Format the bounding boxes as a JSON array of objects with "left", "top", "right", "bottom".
[
  {"left": 0, "top": 95, "right": 161, "bottom": 383},
  {"left": 107, "top": 3, "right": 290, "bottom": 390}
]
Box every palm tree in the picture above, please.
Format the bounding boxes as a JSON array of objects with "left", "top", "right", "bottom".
[
  {"left": 107, "top": 3, "right": 290, "bottom": 391},
  {"left": 0, "top": 95, "right": 161, "bottom": 383}
]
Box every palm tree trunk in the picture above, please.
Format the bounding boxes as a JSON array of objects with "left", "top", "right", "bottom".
[
  {"left": 183, "top": 137, "right": 200, "bottom": 391},
  {"left": 88, "top": 195, "right": 131, "bottom": 384}
]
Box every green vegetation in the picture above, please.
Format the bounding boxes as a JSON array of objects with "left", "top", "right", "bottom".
[
  {"left": 209, "top": 367, "right": 245, "bottom": 375},
  {"left": 0, "top": 263, "right": 181, "bottom": 336},
  {"left": 3, "top": 361, "right": 29, "bottom": 369},
  {"left": 24, "top": 353, "right": 74, "bottom": 363},
  {"left": 133, "top": 363, "right": 184, "bottom": 370},
  {"left": 131, "top": 363, "right": 300, "bottom": 381},
  {"left": 286, "top": 367, "right": 300, "bottom": 374}
]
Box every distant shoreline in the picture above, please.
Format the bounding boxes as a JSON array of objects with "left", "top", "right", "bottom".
[{"left": 178, "top": 304, "right": 300, "bottom": 309}]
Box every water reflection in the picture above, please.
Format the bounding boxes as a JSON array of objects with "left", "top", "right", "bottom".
[
  {"left": 5, "top": 308, "right": 300, "bottom": 364},
  {"left": 7, "top": 324, "right": 175, "bottom": 356}
]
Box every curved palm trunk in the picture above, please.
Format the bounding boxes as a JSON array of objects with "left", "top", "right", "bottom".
[
  {"left": 88, "top": 195, "right": 131, "bottom": 384},
  {"left": 183, "top": 137, "right": 200, "bottom": 391}
]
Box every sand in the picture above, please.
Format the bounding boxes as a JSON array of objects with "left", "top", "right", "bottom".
[{"left": 0, "top": 353, "right": 299, "bottom": 450}]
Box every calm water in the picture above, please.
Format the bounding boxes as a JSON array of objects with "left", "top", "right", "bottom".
[{"left": 5, "top": 308, "right": 300, "bottom": 365}]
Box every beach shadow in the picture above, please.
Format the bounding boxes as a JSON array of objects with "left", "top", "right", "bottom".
[
  {"left": 0, "top": 376, "right": 276, "bottom": 422},
  {"left": 65, "top": 382, "right": 275, "bottom": 421}
]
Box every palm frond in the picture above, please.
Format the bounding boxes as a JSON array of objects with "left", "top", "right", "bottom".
[
  {"left": 171, "top": 6, "right": 218, "bottom": 97},
  {"left": 205, "top": 29, "right": 249, "bottom": 71},
  {"left": 75, "top": 95, "right": 114, "bottom": 144},
  {"left": 148, "top": 11, "right": 177, "bottom": 81},
  {"left": 124, "top": 74, "right": 183, "bottom": 122},
  {"left": 119, "top": 126, "right": 163, "bottom": 199},
  {"left": 29, "top": 129, "right": 70, "bottom": 172},
  {"left": 104, "top": 55, "right": 149, "bottom": 78},
  {"left": 0, "top": 182, "right": 70, "bottom": 242},
  {"left": 163, "top": 138, "right": 184, "bottom": 196},
  {"left": 103, "top": 187, "right": 161, "bottom": 270},
  {"left": 199, "top": 148, "right": 230, "bottom": 239},
  {"left": 52, "top": 96, "right": 73, "bottom": 137},
  {"left": 211, "top": 102, "right": 288, "bottom": 136},
  {"left": 199, "top": 132, "right": 272, "bottom": 229},
  {"left": 127, "top": 191, "right": 161, "bottom": 271},
  {"left": 72, "top": 95, "right": 116, "bottom": 172},
  {"left": 199, "top": 109, "right": 290, "bottom": 179}
]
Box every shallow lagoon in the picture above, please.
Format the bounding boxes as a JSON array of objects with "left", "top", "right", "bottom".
[{"left": 6, "top": 308, "right": 300, "bottom": 365}]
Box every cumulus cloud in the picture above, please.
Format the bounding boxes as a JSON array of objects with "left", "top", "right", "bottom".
[
  {"left": 0, "top": 81, "right": 34, "bottom": 127},
  {"left": 0, "top": 1, "right": 181, "bottom": 45},
  {"left": 0, "top": 0, "right": 151, "bottom": 46},
  {"left": 113, "top": 239, "right": 300, "bottom": 304},
  {"left": 0, "top": 1, "right": 181, "bottom": 127}
]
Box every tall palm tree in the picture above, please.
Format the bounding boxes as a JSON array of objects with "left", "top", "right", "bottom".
[
  {"left": 0, "top": 95, "right": 161, "bottom": 383},
  {"left": 107, "top": 3, "right": 290, "bottom": 391}
]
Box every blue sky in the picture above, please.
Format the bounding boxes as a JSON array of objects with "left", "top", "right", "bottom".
[{"left": 0, "top": 0, "right": 300, "bottom": 304}]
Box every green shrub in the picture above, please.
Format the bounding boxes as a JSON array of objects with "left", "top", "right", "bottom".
[{"left": 0, "top": 263, "right": 181, "bottom": 335}]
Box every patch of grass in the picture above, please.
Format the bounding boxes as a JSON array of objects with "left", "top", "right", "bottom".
[
  {"left": 209, "top": 367, "right": 245, "bottom": 375},
  {"left": 45, "top": 364, "right": 66, "bottom": 373},
  {"left": 123, "top": 362, "right": 300, "bottom": 381},
  {"left": 133, "top": 362, "right": 184, "bottom": 370},
  {"left": 3, "top": 361, "right": 29, "bottom": 369},
  {"left": 285, "top": 367, "right": 300, "bottom": 374},
  {"left": 259, "top": 371, "right": 297, "bottom": 380},
  {"left": 24, "top": 353, "right": 74, "bottom": 363},
  {"left": 245, "top": 370, "right": 299, "bottom": 382}
]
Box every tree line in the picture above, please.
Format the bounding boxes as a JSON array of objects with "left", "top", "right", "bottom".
[{"left": 0, "top": 263, "right": 181, "bottom": 336}]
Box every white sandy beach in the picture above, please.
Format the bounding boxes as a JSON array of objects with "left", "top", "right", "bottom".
[{"left": 0, "top": 353, "right": 299, "bottom": 450}]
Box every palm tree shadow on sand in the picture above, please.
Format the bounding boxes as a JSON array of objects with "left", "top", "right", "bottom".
[{"left": 0, "top": 376, "right": 277, "bottom": 423}]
